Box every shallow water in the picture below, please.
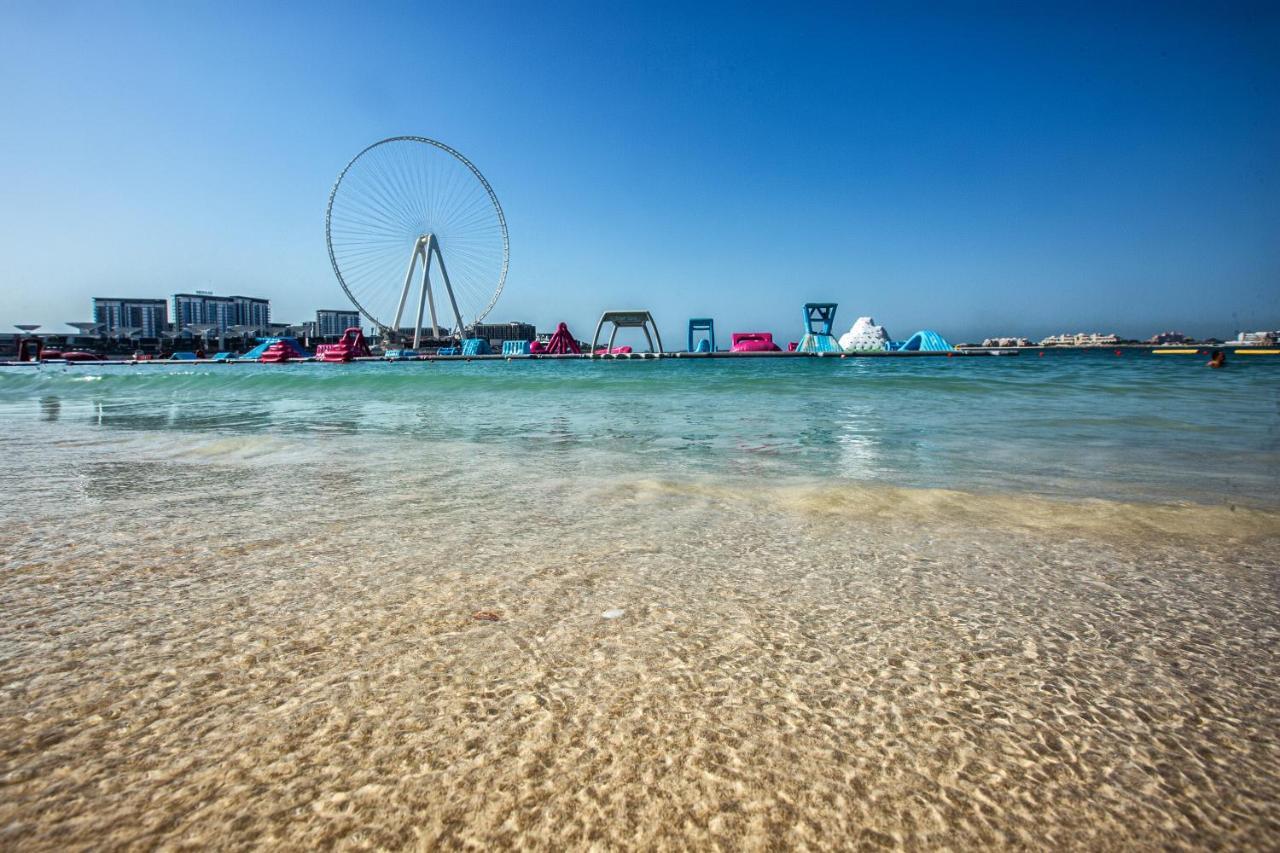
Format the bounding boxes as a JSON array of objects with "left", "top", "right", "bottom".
[{"left": 1, "top": 355, "right": 1278, "bottom": 848}]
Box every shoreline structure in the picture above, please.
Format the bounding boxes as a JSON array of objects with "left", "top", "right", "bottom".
[{"left": 4, "top": 344, "right": 1278, "bottom": 367}]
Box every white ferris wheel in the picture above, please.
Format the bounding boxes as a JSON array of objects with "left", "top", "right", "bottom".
[{"left": 325, "top": 137, "right": 509, "bottom": 347}]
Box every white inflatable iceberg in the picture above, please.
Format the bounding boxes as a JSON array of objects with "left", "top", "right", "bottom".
[{"left": 839, "top": 317, "right": 890, "bottom": 351}]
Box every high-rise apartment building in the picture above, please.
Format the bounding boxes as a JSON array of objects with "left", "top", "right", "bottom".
[
  {"left": 466, "top": 321, "right": 537, "bottom": 345},
  {"left": 316, "top": 309, "right": 361, "bottom": 337},
  {"left": 172, "top": 292, "right": 271, "bottom": 333},
  {"left": 232, "top": 295, "right": 271, "bottom": 330},
  {"left": 92, "top": 298, "right": 170, "bottom": 337}
]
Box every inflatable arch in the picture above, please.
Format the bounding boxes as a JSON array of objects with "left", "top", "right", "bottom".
[{"left": 893, "top": 330, "right": 953, "bottom": 352}]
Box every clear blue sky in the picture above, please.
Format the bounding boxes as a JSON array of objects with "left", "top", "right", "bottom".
[{"left": 2, "top": 1, "right": 1277, "bottom": 343}]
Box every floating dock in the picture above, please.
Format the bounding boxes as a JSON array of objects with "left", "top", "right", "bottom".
[
  {"left": 6, "top": 346, "right": 1278, "bottom": 367},
  {"left": 2, "top": 349, "right": 1004, "bottom": 367}
]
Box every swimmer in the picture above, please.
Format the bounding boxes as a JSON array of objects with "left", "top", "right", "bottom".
[{"left": 1208, "top": 349, "right": 1227, "bottom": 369}]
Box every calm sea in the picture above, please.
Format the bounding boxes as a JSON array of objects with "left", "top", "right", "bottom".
[
  {"left": 2, "top": 352, "right": 1278, "bottom": 848},
  {"left": 1, "top": 351, "right": 1276, "bottom": 509}
]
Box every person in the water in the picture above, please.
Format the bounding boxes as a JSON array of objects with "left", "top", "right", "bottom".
[{"left": 1208, "top": 349, "right": 1227, "bottom": 368}]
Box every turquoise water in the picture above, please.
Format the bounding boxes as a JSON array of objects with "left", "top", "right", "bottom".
[
  {"left": 1, "top": 352, "right": 1276, "bottom": 507},
  {"left": 4, "top": 352, "right": 1280, "bottom": 847}
]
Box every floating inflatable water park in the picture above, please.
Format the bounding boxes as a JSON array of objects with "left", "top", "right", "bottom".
[
  {"left": 5, "top": 303, "right": 971, "bottom": 365},
  {"left": 14, "top": 305, "right": 1273, "bottom": 366},
  {"left": 11, "top": 136, "right": 1274, "bottom": 367}
]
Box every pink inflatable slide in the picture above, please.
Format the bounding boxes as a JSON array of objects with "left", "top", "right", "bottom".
[{"left": 730, "top": 332, "right": 781, "bottom": 353}]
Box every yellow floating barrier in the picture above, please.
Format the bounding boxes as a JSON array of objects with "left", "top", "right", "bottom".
[
  {"left": 1233, "top": 349, "right": 1280, "bottom": 355},
  {"left": 1152, "top": 349, "right": 1198, "bottom": 354}
]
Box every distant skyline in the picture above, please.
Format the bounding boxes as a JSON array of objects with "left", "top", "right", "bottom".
[{"left": 2, "top": 2, "right": 1277, "bottom": 344}]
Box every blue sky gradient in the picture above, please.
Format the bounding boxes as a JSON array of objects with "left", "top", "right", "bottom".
[{"left": 2, "top": 1, "right": 1277, "bottom": 343}]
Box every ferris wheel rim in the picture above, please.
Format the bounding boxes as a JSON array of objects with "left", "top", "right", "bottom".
[{"left": 324, "top": 135, "right": 509, "bottom": 333}]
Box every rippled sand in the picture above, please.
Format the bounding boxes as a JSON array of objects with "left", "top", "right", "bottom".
[{"left": 2, "top": 442, "right": 1278, "bottom": 850}]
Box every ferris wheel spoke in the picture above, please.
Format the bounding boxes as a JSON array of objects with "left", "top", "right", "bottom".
[
  {"left": 381, "top": 145, "right": 414, "bottom": 219},
  {"left": 338, "top": 181, "right": 418, "bottom": 227},
  {"left": 331, "top": 231, "right": 413, "bottom": 252},
  {"left": 375, "top": 144, "right": 417, "bottom": 215},
  {"left": 342, "top": 187, "right": 412, "bottom": 240},
  {"left": 429, "top": 162, "right": 465, "bottom": 235},
  {"left": 425, "top": 153, "right": 455, "bottom": 232},
  {"left": 442, "top": 196, "right": 496, "bottom": 234},
  {"left": 452, "top": 191, "right": 494, "bottom": 231},
  {"left": 361, "top": 169, "right": 419, "bottom": 235},
  {"left": 331, "top": 205, "right": 410, "bottom": 239},
  {"left": 447, "top": 190, "right": 502, "bottom": 225},
  {"left": 404, "top": 145, "right": 431, "bottom": 227},
  {"left": 440, "top": 245, "right": 497, "bottom": 273},
  {"left": 362, "top": 151, "right": 422, "bottom": 232}
]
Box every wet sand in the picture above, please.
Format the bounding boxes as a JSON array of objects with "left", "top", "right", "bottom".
[{"left": 2, "top": 460, "right": 1278, "bottom": 850}]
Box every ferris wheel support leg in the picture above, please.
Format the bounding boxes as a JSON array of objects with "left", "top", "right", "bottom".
[
  {"left": 413, "top": 253, "right": 432, "bottom": 350},
  {"left": 423, "top": 258, "right": 441, "bottom": 341},
  {"left": 431, "top": 237, "right": 466, "bottom": 338},
  {"left": 393, "top": 241, "right": 423, "bottom": 340}
]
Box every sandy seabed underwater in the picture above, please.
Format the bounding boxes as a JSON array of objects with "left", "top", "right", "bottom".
[{"left": 1, "top": 358, "right": 1278, "bottom": 850}]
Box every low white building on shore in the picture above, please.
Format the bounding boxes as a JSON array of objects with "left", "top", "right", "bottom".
[
  {"left": 1040, "top": 332, "right": 1119, "bottom": 346},
  {"left": 1223, "top": 330, "right": 1279, "bottom": 346}
]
